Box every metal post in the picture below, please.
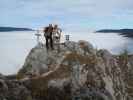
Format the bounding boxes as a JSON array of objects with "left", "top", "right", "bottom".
[{"left": 65, "top": 35, "right": 70, "bottom": 41}]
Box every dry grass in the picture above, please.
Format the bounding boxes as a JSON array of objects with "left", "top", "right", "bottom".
[
  {"left": 63, "top": 52, "right": 97, "bottom": 65},
  {"left": 26, "top": 52, "right": 97, "bottom": 98},
  {"left": 79, "top": 41, "right": 86, "bottom": 48},
  {"left": 16, "top": 72, "right": 25, "bottom": 80},
  {"left": 26, "top": 64, "right": 71, "bottom": 98}
]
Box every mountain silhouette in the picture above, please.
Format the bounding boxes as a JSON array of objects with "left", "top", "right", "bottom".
[
  {"left": 96, "top": 29, "right": 133, "bottom": 38},
  {"left": 0, "top": 27, "right": 33, "bottom": 32}
]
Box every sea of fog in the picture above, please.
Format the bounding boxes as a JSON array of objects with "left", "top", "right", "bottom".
[{"left": 0, "top": 31, "right": 133, "bottom": 75}]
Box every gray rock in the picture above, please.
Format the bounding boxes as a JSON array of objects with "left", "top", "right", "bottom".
[
  {"left": 2, "top": 40, "right": 131, "bottom": 100},
  {"left": 0, "top": 79, "right": 32, "bottom": 100}
]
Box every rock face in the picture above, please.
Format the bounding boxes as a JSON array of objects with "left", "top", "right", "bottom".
[
  {"left": 117, "top": 53, "right": 133, "bottom": 99},
  {"left": 0, "top": 75, "right": 32, "bottom": 100},
  {"left": 0, "top": 40, "right": 132, "bottom": 100}
]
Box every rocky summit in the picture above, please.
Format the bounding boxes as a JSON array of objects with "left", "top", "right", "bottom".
[{"left": 0, "top": 40, "right": 133, "bottom": 100}]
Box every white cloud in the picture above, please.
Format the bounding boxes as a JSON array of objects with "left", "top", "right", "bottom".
[{"left": 0, "top": 0, "right": 133, "bottom": 30}]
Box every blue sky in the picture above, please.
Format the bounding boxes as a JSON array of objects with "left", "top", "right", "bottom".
[{"left": 1, "top": 0, "right": 133, "bottom": 31}]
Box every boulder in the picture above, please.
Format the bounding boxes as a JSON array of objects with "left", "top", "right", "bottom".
[{"left": 1, "top": 40, "right": 131, "bottom": 100}]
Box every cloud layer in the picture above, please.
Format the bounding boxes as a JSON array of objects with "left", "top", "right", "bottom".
[{"left": 1, "top": 0, "right": 133, "bottom": 31}]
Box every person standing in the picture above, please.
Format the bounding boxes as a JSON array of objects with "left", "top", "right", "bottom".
[
  {"left": 53, "top": 24, "right": 62, "bottom": 44},
  {"left": 44, "top": 24, "right": 54, "bottom": 50}
]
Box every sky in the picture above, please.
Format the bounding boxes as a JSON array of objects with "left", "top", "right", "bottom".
[{"left": 1, "top": 0, "right": 133, "bottom": 31}]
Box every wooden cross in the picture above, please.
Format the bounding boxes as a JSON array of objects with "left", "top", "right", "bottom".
[{"left": 35, "top": 30, "right": 41, "bottom": 44}]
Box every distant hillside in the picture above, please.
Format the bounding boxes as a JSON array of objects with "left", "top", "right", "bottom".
[
  {"left": 0, "top": 27, "right": 33, "bottom": 32},
  {"left": 96, "top": 29, "right": 133, "bottom": 38}
]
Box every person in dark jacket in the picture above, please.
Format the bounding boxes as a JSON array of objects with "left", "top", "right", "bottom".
[{"left": 44, "top": 24, "right": 54, "bottom": 50}]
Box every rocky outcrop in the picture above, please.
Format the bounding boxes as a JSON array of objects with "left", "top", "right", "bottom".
[
  {"left": 117, "top": 53, "right": 133, "bottom": 100},
  {"left": 0, "top": 74, "right": 32, "bottom": 100},
  {"left": 0, "top": 40, "right": 132, "bottom": 100}
]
